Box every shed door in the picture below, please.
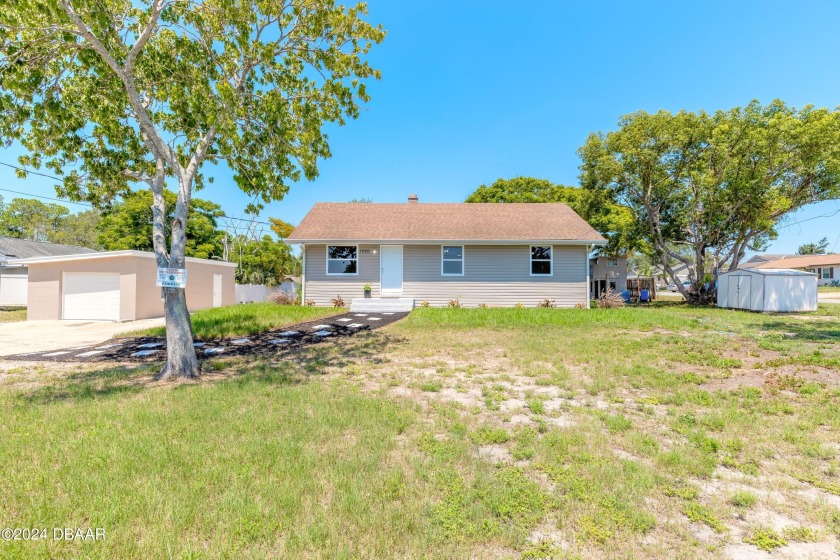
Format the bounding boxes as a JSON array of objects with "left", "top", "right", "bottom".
[
  {"left": 212, "top": 274, "right": 223, "bottom": 307},
  {"left": 727, "top": 275, "right": 751, "bottom": 310},
  {"left": 63, "top": 273, "right": 121, "bottom": 321}
]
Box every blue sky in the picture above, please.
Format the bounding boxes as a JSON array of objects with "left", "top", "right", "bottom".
[{"left": 2, "top": 0, "right": 839, "bottom": 254}]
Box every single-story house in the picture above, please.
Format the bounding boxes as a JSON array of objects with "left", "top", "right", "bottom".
[
  {"left": 750, "top": 254, "right": 839, "bottom": 286},
  {"left": 286, "top": 196, "right": 606, "bottom": 308},
  {"left": 589, "top": 255, "right": 627, "bottom": 297},
  {"left": 0, "top": 236, "right": 97, "bottom": 306},
  {"left": 9, "top": 250, "right": 236, "bottom": 321},
  {"left": 740, "top": 254, "right": 800, "bottom": 269}
]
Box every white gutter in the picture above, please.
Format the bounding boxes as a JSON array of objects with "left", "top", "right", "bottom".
[
  {"left": 301, "top": 244, "right": 306, "bottom": 303},
  {"left": 585, "top": 244, "right": 591, "bottom": 309},
  {"left": 9, "top": 249, "right": 238, "bottom": 267},
  {"left": 286, "top": 239, "right": 608, "bottom": 246}
]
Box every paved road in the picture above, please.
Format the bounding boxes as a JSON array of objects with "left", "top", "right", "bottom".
[{"left": 0, "top": 318, "right": 166, "bottom": 357}]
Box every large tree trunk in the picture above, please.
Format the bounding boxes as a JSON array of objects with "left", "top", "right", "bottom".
[{"left": 156, "top": 287, "right": 200, "bottom": 380}]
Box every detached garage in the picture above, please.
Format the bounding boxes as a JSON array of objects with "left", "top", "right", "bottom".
[
  {"left": 11, "top": 250, "right": 236, "bottom": 322},
  {"left": 717, "top": 268, "right": 817, "bottom": 313}
]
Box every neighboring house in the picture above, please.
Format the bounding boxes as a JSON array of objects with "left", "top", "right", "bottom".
[
  {"left": 286, "top": 196, "right": 606, "bottom": 308},
  {"left": 740, "top": 254, "right": 799, "bottom": 269},
  {"left": 278, "top": 275, "right": 301, "bottom": 298},
  {"left": 589, "top": 256, "right": 627, "bottom": 297},
  {"left": 9, "top": 250, "right": 236, "bottom": 321},
  {"left": 0, "top": 236, "right": 96, "bottom": 306},
  {"left": 752, "top": 254, "right": 839, "bottom": 286}
]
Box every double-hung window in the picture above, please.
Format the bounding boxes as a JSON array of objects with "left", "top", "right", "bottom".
[
  {"left": 326, "top": 245, "right": 358, "bottom": 275},
  {"left": 441, "top": 245, "right": 464, "bottom": 276},
  {"left": 530, "top": 246, "right": 552, "bottom": 275}
]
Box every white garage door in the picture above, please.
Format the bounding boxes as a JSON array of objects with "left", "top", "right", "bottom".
[{"left": 63, "top": 273, "right": 121, "bottom": 321}]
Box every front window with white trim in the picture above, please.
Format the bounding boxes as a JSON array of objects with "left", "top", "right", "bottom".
[
  {"left": 530, "top": 246, "right": 552, "bottom": 275},
  {"left": 326, "top": 245, "right": 358, "bottom": 275},
  {"left": 441, "top": 245, "right": 464, "bottom": 276}
]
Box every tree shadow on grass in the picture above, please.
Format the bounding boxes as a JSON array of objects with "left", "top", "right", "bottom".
[
  {"left": 757, "top": 318, "right": 840, "bottom": 342},
  {"left": 18, "top": 330, "right": 406, "bottom": 405}
]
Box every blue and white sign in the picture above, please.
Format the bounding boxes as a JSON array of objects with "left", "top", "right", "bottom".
[{"left": 156, "top": 267, "right": 187, "bottom": 288}]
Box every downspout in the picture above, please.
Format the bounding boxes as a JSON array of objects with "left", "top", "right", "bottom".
[
  {"left": 301, "top": 244, "right": 306, "bottom": 304},
  {"left": 585, "top": 244, "right": 591, "bottom": 309}
]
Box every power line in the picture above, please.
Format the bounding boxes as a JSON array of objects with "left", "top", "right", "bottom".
[{"left": 0, "top": 161, "right": 276, "bottom": 226}]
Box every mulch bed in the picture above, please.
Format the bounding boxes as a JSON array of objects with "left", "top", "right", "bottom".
[{"left": 5, "top": 311, "right": 408, "bottom": 363}]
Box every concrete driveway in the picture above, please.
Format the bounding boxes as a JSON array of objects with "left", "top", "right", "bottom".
[
  {"left": 819, "top": 292, "right": 840, "bottom": 304},
  {"left": 0, "top": 318, "right": 166, "bottom": 357}
]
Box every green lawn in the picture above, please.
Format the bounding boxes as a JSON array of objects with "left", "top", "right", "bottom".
[
  {"left": 1, "top": 303, "right": 838, "bottom": 559},
  {"left": 0, "top": 307, "right": 26, "bottom": 322},
  {"left": 818, "top": 285, "right": 840, "bottom": 293},
  {"left": 129, "top": 303, "right": 343, "bottom": 339}
]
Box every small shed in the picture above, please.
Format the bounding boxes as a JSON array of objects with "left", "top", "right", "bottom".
[{"left": 717, "top": 268, "right": 817, "bottom": 312}]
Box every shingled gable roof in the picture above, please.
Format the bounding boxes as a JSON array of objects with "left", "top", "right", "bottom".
[
  {"left": 286, "top": 202, "right": 607, "bottom": 244},
  {"left": 0, "top": 236, "right": 96, "bottom": 261}
]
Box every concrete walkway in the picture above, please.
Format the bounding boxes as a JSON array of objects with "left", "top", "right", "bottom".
[{"left": 0, "top": 318, "right": 166, "bottom": 357}]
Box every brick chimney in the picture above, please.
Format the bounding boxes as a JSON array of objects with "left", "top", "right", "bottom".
[{"left": 408, "top": 194, "right": 419, "bottom": 204}]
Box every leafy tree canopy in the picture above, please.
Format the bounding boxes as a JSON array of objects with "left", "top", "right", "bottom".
[
  {"left": 0, "top": 197, "right": 69, "bottom": 241},
  {"left": 98, "top": 190, "right": 223, "bottom": 259},
  {"left": 797, "top": 237, "right": 831, "bottom": 255},
  {"left": 269, "top": 217, "right": 295, "bottom": 240},
  {"left": 579, "top": 100, "right": 840, "bottom": 303},
  {"left": 51, "top": 209, "right": 102, "bottom": 249},
  {"left": 465, "top": 177, "right": 640, "bottom": 255},
  {"left": 233, "top": 234, "right": 298, "bottom": 285}
]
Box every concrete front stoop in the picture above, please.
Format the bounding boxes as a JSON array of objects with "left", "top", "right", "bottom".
[{"left": 349, "top": 297, "right": 415, "bottom": 313}]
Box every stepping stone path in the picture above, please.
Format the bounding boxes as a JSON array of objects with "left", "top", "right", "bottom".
[{"left": 7, "top": 311, "right": 408, "bottom": 363}]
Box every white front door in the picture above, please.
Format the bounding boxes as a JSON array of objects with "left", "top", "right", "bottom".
[
  {"left": 212, "top": 274, "right": 223, "bottom": 307},
  {"left": 380, "top": 245, "right": 403, "bottom": 293}
]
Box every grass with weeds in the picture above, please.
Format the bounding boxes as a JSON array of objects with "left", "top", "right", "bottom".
[
  {"left": 0, "top": 307, "right": 26, "bottom": 322},
  {"left": 745, "top": 527, "right": 787, "bottom": 551},
  {"left": 4, "top": 303, "right": 839, "bottom": 559}
]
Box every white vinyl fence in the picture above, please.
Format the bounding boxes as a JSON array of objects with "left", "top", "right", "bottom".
[
  {"left": 235, "top": 279, "right": 299, "bottom": 304},
  {"left": 0, "top": 274, "right": 28, "bottom": 306}
]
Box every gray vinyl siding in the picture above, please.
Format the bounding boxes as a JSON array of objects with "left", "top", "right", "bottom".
[
  {"left": 304, "top": 244, "right": 380, "bottom": 305},
  {"left": 303, "top": 244, "right": 589, "bottom": 307}
]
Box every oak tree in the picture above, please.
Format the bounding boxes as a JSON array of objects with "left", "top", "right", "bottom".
[{"left": 579, "top": 100, "right": 840, "bottom": 303}]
